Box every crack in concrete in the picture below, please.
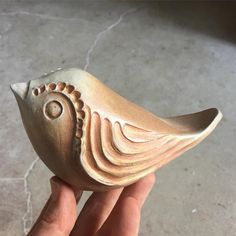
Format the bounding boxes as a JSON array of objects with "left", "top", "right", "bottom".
[
  {"left": 84, "top": 8, "right": 137, "bottom": 71},
  {"left": 0, "top": 157, "right": 39, "bottom": 235},
  {"left": 22, "top": 157, "right": 39, "bottom": 235}
]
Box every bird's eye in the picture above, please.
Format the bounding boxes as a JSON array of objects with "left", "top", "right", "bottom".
[{"left": 44, "top": 100, "right": 63, "bottom": 120}]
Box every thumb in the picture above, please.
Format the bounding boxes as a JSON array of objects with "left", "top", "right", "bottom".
[{"left": 28, "top": 176, "right": 82, "bottom": 236}]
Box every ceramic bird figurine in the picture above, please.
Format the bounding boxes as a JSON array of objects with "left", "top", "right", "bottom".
[{"left": 11, "top": 68, "right": 222, "bottom": 191}]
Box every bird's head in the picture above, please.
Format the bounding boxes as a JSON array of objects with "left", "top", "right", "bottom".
[{"left": 10, "top": 69, "right": 85, "bottom": 177}]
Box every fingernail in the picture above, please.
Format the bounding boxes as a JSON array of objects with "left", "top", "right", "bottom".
[{"left": 50, "top": 178, "right": 60, "bottom": 201}]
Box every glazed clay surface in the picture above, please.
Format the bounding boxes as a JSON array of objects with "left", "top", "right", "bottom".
[{"left": 11, "top": 68, "right": 222, "bottom": 191}]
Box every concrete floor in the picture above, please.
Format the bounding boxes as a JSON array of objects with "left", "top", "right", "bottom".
[{"left": 0, "top": 1, "right": 236, "bottom": 235}]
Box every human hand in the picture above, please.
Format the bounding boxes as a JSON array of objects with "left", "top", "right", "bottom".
[{"left": 28, "top": 174, "right": 156, "bottom": 236}]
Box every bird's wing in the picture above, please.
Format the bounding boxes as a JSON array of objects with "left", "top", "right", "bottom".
[{"left": 79, "top": 105, "right": 197, "bottom": 187}]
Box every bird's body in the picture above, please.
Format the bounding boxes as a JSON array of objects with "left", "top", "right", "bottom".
[{"left": 11, "top": 68, "right": 222, "bottom": 191}]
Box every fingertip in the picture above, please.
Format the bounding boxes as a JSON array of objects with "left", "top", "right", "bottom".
[
  {"left": 50, "top": 177, "right": 60, "bottom": 201},
  {"left": 29, "top": 176, "right": 78, "bottom": 235},
  {"left": 117, "top": 173, "right": 156, "bottom": 210},
  {"left": 143, "top": 173, "right": 156, "bottom": 188},
  {"left": 50, "top": 176, "right": 69, "bottom": 188},
  {"left": 50, "top": 176, "right": 83, "bottom": 206}
]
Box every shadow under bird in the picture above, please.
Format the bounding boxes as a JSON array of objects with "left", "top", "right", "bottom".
[{"left": 10, "top": 68, "right": 222, "bottom": 191}]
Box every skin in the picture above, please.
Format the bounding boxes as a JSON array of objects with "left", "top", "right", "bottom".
[{"left": 28, "top": 174, "right": 156, "bottom": 236}]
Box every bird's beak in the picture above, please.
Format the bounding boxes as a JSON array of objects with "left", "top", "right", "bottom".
[{"left": 10, "top": 81, "right": 29, "bottom": 100}]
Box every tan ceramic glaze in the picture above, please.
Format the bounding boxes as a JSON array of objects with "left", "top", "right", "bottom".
[{"left": 11, "top": 68, "right": 222, "bottom": 191}]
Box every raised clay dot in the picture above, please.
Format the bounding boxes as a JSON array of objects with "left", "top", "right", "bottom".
[
  {"left": 74, "top": 139, "right": 81, "bottom": 150},
  {"left": 77, "top": 118, "right": 83, "bottom": 128},
  {"left": 75, "top": 100, "right": 84, "bottom": 111},
  {"left": 77, "top": 110, "right": 85, "bottom": 119},
  {"left": 76, "top": 147, "right": 81, "bottom": 155},
  {"left": 57, "top": 82, "right": 66, "bottom": 91},
  {"left": 76, "top": 139, "right": 81, "bottom": 146},
  {"left": 76, "top": 130, "right": 83, "bottom": 138},
  {"left": 33, "top": 88, "right": 39, "bottom": 96},
  {"left": 65, "top": 85, "right": 74, "bottom": 94},
  {"left": 39, "top": 85, "right": 46, "bottom": 93},
  {"left": 48, "top": 83, "right": 56, "bottom": 90},
  {"left": 71, "top": 91, "right": 81, "bottom": 100}
]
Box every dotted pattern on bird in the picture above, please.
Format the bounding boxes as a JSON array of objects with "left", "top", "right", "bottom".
[{"left": 32, "top": 82, "right": 85, "bottom": 155}]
